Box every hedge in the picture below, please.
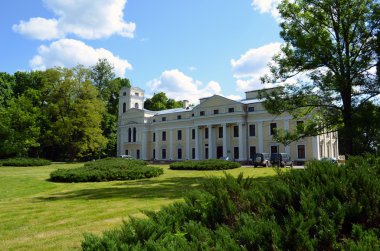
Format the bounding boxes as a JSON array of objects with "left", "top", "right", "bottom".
[
  {"left": 50, "top": 158, "right": 163, "bottom": 182},
  {"left": 0, "top": 157, "right": 51, "bottom": 166},
  {"left": 169, "top": 159, "right": 241, "bottom": 170},
  {"left": 82, "top": 156, "right": 380, "bottom": 250}
]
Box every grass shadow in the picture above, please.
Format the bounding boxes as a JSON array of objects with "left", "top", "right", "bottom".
[{"left": 36, "top": 176, "right": 208, "bottom": 201}]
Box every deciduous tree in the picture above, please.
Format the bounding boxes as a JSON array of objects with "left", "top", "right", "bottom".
[{"left": 260, "top": 0, "right": 380, "bottom": 155}]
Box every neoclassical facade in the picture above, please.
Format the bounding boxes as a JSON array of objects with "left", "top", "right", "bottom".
[{"left": 117, "top": 86, "right": 339, "bottom": 163}]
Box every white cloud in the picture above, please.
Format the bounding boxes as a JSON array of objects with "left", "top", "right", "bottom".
[
  {"left": 13, "top": 0, "right": 135, "bottom": 40},
  {"left": 30, "top": 39, "right": 132, "bottom": 77},
  {"left": 147, "top": 69, "right": 222, "bottom": 104},
  {"left": 231, "top": 42, "right": 282, "bottom": 91},
  {"left": 251, "top": 0, "right": 281, "bottom": 21},
  {"left": 188, "top": 66, "right": 197, "bottom": 72},
  {"left": 12, "top": 17, "right": 62, "bottom": 40}
]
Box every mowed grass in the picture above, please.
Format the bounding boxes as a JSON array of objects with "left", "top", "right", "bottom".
[{"left": 0, "top": 163, "right": 277, "bottom": 250}]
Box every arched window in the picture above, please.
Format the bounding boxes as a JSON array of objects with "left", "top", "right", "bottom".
[
  {"left": 133, "top": 128, "right": 137, "bottom": 142},
  {"left": 128, "top": 128, "right": 132, "bottom": 142},
  {"left": 123, "top": 102, "right": 126, "bottom": 113},
  {"left": 135, "top": 102, "right": 139, "bottom": 109}
]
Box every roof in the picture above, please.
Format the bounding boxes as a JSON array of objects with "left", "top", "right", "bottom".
[
  {"left": 239, "top": 99, "right": 262, "bottom": 104},
  {"left": 154, "top": 106, "right": 193, "bottom": 115}
]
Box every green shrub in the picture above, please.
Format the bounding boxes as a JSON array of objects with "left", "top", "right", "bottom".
[
  {"left": 169, "top": 159, "right": 241, "bottom": 170},
  {"left": 82, "top": 155, "right": 380, "bottom": 250},
  {"left": 50, "top": 158, "right": 163, "bottom": 182},
  {"left": 0, "top": 157, "right": 51, "bottom": 166}
]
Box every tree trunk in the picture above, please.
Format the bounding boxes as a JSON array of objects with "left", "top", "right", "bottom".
[{"left": 342, "top": 91, "right": 353, "bottom": 156}]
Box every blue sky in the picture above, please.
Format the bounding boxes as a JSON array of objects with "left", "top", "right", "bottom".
[{"left": 1, "top": 0, "right": 282, "bottom": 102}]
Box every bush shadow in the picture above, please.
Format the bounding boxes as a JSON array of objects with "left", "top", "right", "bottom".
[{"left": 36, "top": 176, "right": 208, "bottom": 201}]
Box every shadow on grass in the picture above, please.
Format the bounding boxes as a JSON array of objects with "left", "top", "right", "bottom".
[{"left": 36, "top": 176, "right": 209, "bottom": 201}]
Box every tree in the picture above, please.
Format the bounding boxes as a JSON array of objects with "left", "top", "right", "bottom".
[
  {"left": 0, "top": 72, "right": 14, "bottom": 107},
  {"left": 90, "top": 58, "right": 115, "bottom": 101},
  {"left": 90, "top": 59, "right": 131, "bottom": 157},
  {"left": 144, "top": 92, "right": 183, "bottom": 111},
  {"left": 260, "top": 0, "right": 380, "bottom": 155},
  {"left": 0, "top": 95, "right": 40, "bottom": 158},
  {"left": 346, "top": 102, "right": 380, "bottom": 154},
  {"left": 45, "top": 67, "right": 107, "bottom": 160}
]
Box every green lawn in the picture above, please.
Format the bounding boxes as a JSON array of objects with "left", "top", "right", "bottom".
[{"left": 0, "top": 163, "right": 276, "bottom": 250}]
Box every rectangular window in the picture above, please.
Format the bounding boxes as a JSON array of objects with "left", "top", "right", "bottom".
[
  {"left": 248, "top": 106, "right": 255, "bottom": 112},
  {"left": 153, "top": 149, "right": 156, "bottom": 159},
  {"left": 162, "top": 149, "right": 167, "bottom": 159},
  {"left": 136, "top": 149, "right": 140, "bottom": 159},
  {"left": 270, "top": 123, "right": 277, "bottom": 135},
  {"left": 162, "top": 117, "right": 166, "bottom": 122},
  {"left": 162, "top": 131, "right": 166, "bottom": 141},
  {"left": 192, "top": 113, "right": 194, "bottom": 117},
  {"left": 249, "top": 146, "right": 256, "bottom": 159},
  {"left": 200, "top": 111, "right": 205, "bottom": 116},
  {"left": 125, "top": 149, "right": 129, "bottom": 155},
  {"left": 192, "top": 129, "right": 195, "bottom": 140},
  {"left": 249, "top": 124, "right": 256, "bottom": 137},
  {"left": 233, "top": 126, "right": 239, "bottom": 137},
  {"left": 271, "top": 145, "right": 278, "bottom": 154},
  {"left": 205, "top": 148, "right": 209, "bottom": 159},
  {"left": 192, "top": 148, "right": 196, "bottom": 159},
  {"left": 178, "top": 148, "right": 182, "bottom": 159},
  {"left": 177, "top": 130, "right": 182, "bottom": 140},
  {"left": 298, "top": 145, "right": 306, "bottom": 159},
  {"left": 177, "top": 115, "right": 182, "bottom": 120},
  {"left": 234, "top": 147, "right": 239, "bottom": 159},
  {"left": 135, "top": 92, "right": 139, "bottom": 96},
  {"left": 228, "top": 107, "right": 235, "bottom": 113},
  {"left": 153, "top": 132, "right": 156, "bottom": 142},
  {"left": 205, "top": 127, "right": 209, "bottom": 139},
  {"left": 213, "top": 109, "right": 219, "bottom": 114},
  {"left": 218, "top": 127, "right": 223, "bottom": 138}
]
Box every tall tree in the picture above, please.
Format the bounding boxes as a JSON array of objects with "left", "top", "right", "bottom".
[
  {"left": 144, "top": 92, "right": 183, "bottom": 111},
  {"left": 260, "top": 0, "right": 380, "bottom": 155},
  {"left": 90, "top": 59, "right": 131, "bottom": 157},
  {"left": 46, "top": 67, "right": 107, "bottom": 160}
]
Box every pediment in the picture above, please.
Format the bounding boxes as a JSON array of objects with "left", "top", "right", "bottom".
[{"left": 193, "top": 95, "right": 241, "bottom": 110}]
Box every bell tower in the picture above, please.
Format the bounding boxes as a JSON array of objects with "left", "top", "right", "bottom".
[{"left": 119, "top": 86, "right": 145, "bottom": 116}]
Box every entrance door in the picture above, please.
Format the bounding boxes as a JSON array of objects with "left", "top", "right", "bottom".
[{"left": 217, "top": 146, "right": 223, "bottom": 159}]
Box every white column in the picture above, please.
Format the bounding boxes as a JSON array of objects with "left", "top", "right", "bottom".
[
  {"left": 284, "top": 120, "right": 290, "bottom": 154},
  {"left": 208, "top": 125, "right": 214, "bottom": 159},
  {"left": 238, "top": 123, "right": 245, "bottom": 161},
  {"left": 312, "top": 136, "right": 319, "bottom": 159},
  {"left": 141, "top": 130, "right": 147, "bottom": 160},
  {"left": 223, "top": 124, "right": 227, "bottom": 157},
  {"left": 186, "top": 127, "right": 190, "bottom": 160},
  {"left": 169, "top": 129, "right": 174, "bottom": 160},
  {"left": 258, "top": 122, "right": 263, "bottom": 153},
  {"left": 195, "top": 127, "right": 199, "bottom": 160}
]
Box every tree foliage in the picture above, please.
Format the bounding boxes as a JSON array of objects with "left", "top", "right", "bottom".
[
  {"left": 90, "top": 59, "right": 131, "bottom": 157},
  {"left": 260, "top": 0, "right": 380, "bottom": 155},
  {"left": 144, "top": 92, "right": 183, "bottom": 111}
]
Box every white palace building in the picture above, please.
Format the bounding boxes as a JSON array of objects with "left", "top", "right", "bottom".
[{"left": 117, "top": 86, "right": 339, "bottom": 163}]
